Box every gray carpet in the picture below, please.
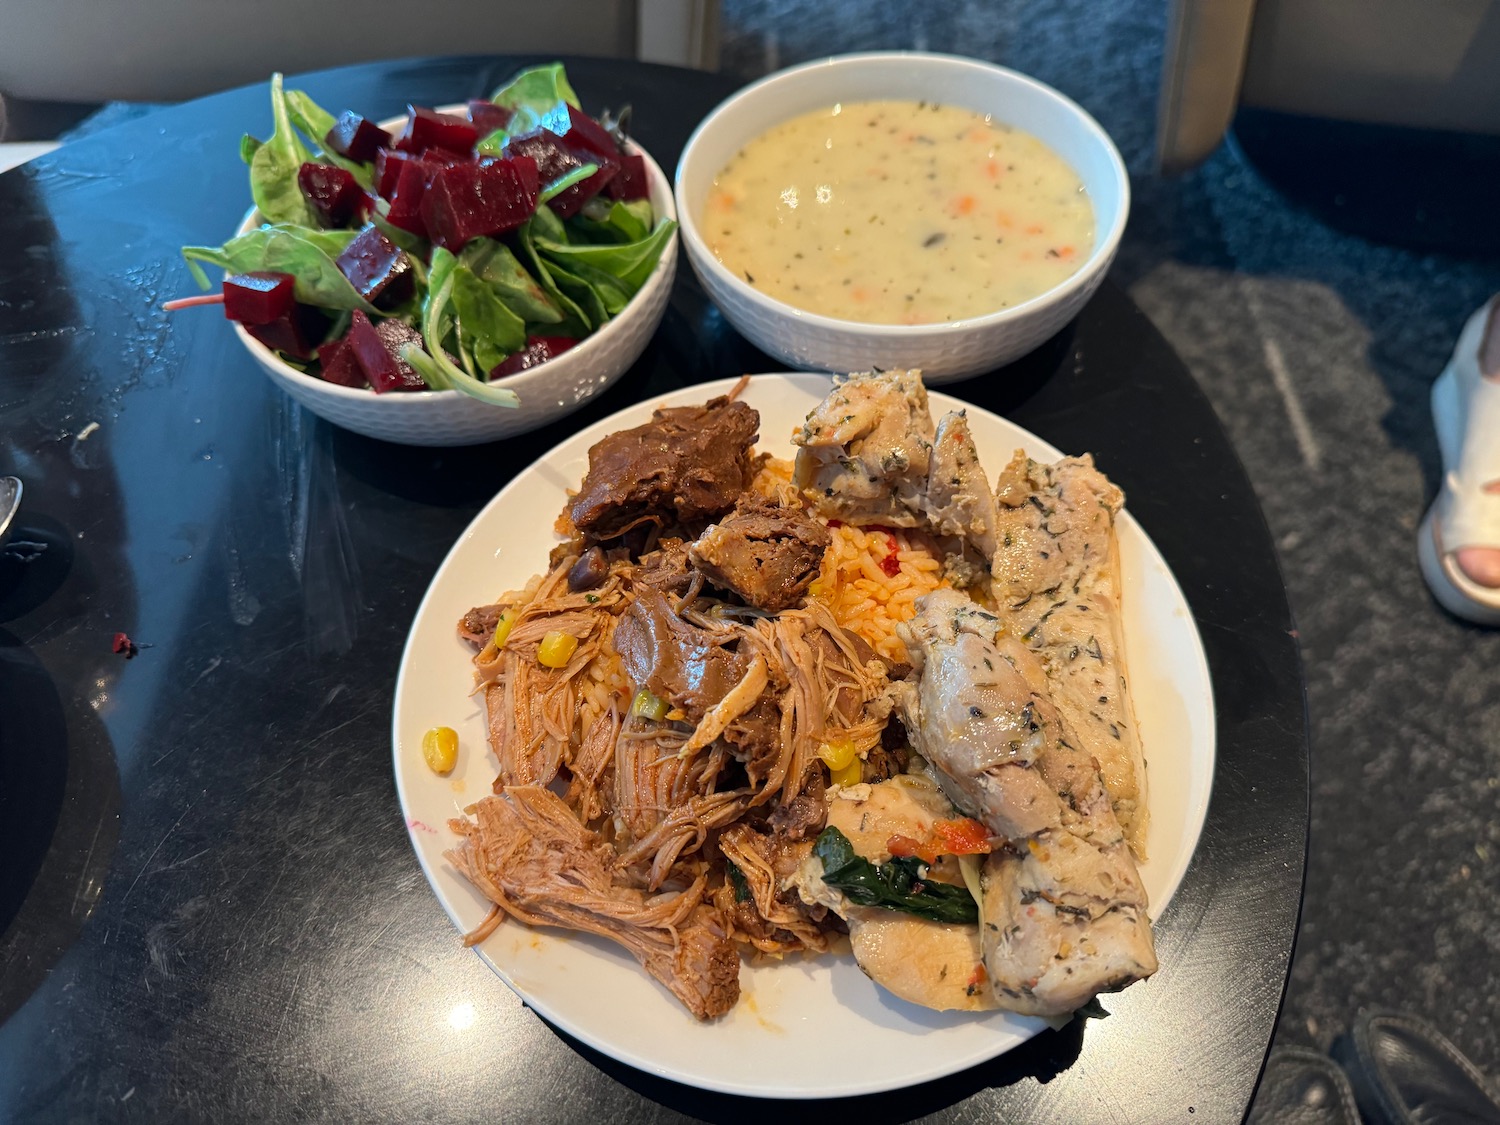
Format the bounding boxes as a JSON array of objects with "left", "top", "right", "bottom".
[{"left": 721, "top": 0, "right": 1500, "bottom": 1094}]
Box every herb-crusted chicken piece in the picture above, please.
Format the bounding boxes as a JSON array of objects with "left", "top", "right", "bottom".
[{"left": 990, "top": 452, "right": 1149, "bottom": 858}]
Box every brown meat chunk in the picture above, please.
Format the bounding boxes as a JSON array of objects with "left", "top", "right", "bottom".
[
  {"left": 612, "top": 588, "right": 749, "bottom": 723},
  {"left": 688, "top": 496, "right": 831, "bottom": 612},
  {"left": 569, "top": 397, "right": 760, "bottom": 543},
  {"left": 630, "top": 538, "right": 696, "bottom": 597},
  {"left": 458, "top": 604, "right": 504, "bottom": 648}
]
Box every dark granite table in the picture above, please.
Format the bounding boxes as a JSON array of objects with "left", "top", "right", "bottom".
[{"left": 0, "top": 56, "right": 1307, "bottom": 1122}]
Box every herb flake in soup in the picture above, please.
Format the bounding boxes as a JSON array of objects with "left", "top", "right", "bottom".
[{"left": 705, "top": 100, "right": 1094, "bottom": 325}]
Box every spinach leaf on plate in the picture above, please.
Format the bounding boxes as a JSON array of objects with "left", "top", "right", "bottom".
[{"left": 813, "top": 826, "right": 979, "bottom": 925}]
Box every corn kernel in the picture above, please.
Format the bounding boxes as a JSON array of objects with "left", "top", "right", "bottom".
[
  {"left": 829, "top": 759, "right": 862, "bottom": 787},
  {"left": 422, "top": 726, "right": 459, "bottom": 774},
  {"left": 491, "top": 607, "right": 518, "bottom": 649},
  {"left": 537, "top": 630, "right": 578, "bottom": 668},
  {"left": 818, "top": 739, "right": 857, "bottom": 771}
]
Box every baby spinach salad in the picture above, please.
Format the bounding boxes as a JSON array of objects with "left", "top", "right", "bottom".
[{"left": 174, "top": 64, "right": 676, "bottom": 407}]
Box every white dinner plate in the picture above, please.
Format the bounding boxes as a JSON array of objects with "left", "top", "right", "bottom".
[{"left": 392, "top": 373, "right": 1216, "bottom": 1098}]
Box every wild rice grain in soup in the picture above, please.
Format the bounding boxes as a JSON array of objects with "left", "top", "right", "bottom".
[{"left": 705, "top": 100, "right": 1094, "bottom": 324}]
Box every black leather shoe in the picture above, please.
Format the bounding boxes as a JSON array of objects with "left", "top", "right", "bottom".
[
  {"left": 1247, "top": 1046, "right": 1362, "bottom": 1125},
  {"left": 1330, "top": 1009, "right": 1500, "bottom": 1125}
]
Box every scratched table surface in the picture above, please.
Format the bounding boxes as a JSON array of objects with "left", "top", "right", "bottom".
[{"left": 0, "top": 56, "right": 1306, "bottom": 1123}]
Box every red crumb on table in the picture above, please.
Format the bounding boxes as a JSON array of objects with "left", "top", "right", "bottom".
[{"left": 111, "top": 632, "right": 138, "bottom": 659}]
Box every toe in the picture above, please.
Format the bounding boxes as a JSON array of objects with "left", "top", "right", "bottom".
[{"left": 1454, "top": 547, "right": 1500, "bottom": 588}]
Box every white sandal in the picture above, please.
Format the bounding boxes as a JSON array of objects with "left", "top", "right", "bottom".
[{"left": 1418, "top": 297, "right": 1500, "bottom": 625}]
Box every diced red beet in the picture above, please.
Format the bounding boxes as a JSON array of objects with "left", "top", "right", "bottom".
[
  {"left": 489, "top": 335, "right": 577, "bottom": 377},
  {"left": 335, "top": 226, "right": 414, "bottom": 309},
  {"left": 548, "top": 161, "right": 621, "bottom": 219},
  {"left": 562, "top": 105, "right": 621, "bottom": 162},
  {"left": 482, "top": 153, "right": 539, "bottom": 200},
  {"left": 503, "top": 130, "right": 618, "bottom": 218},
  {"left": 222, "top": 272, "right": 295, "bottom": 325},
  {"left": 315, "top": 335, "right": 366, "bottom": 388},
  {"left": 325, "top": 111, "right": 392, "bottom": 164},
  {"left": 503, "top": 131, "right": 587, "bottom": 189},
  {"left": 374, "top": 148, "right": 406, "bottom": 199},
  {"left": 297, "top": 162, "right": 367, "bottom": 226},
  {"left": 373, "top": 318, "right": 429, "bottom": 390},
  {"left": 344, "top": 310, "right": 426, "bottom": 393},
  {"left": 384, "top": 156, "right": 436, "bottom": 237},
  {"left": 420, "top": 157, "right": 540, "bottom": 251},
  {"left": 467, "top": 100, "right": 513, "bottom": 138},
  {"left": 604, "top": 153, "right": 649, "bottom": 201},
  {"left": 374, "top": 148, "right": 461, "bottom": 201},
  {"left": 245, "top": 303, "right": 326, "bottom": 360},
  {"left": 395, "top": 106, "right": 479, "bottom": 156}
]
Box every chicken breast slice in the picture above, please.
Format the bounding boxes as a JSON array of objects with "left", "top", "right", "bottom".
[
  {"left": 924, "top": 409, "right": 1001, "bottom": 561},
  {"left": 789, "top": 774, "right": 997, "bottom": 1012},
  {"left": 896, "top": 588, "right": 1156, "bottom": 1016},
  {"left": 991, "top": 452, "right": 1149, "bottom": 858},
  {"left": 791, "top": 371, "right": 1001, "bottom": 574}
]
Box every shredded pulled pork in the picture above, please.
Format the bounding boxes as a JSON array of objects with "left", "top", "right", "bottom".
[{"left": 447, "top": 786, "right": 741, "bottom": 1020}]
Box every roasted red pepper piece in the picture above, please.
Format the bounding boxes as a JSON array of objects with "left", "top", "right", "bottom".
[
  {"left": 222, "top": 272, "right": 295, "bottom": 325},
  {"left": 324, "top": 111, "right": 392, "bottom": 164},
  {"left": 886, "top": 834, "right": 940, "bottom": 865},
  {"left": 932, "top": 818, "right": 994, "bottom": 856},
  {"left": 395, "top": 106, "right": 479, "bottom": 156}
]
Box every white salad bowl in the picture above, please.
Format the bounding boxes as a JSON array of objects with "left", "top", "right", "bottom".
[
  {"left": 674, "top": 52, "right": 1129, "bottom": 383},
  {"left": 234, "top": 125, "right": 676, "bottom": 447}
]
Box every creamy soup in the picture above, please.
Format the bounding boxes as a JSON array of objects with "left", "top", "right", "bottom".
[{"left": 705, "top": 100, "right": 1095, "bottom": 325}]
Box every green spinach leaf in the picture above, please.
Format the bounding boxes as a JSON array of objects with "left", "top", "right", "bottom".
[
  {"left": 515, "top": 220, "right": 591, "bottom": 337},
  {"left": 449, "top": 265, "right": 527, "bottom": 374},
  {"left": 487, "top": 62, "right": 580, "bottom": 139},
  {"left": 458, "top": 238, "right": 563, "bottom": 325},
  {"left": 545, "top": 257, "right": 609, "bottom": 330},
  {"left": 535, "top": 217, "right": 676, "bottom": 292},
  {"left": 418, "top": 247, "right": 520, "bottom": 407},
  {"left": 813, "top": 826, "right": 978, "bottom": 925},
  {"left": 282, "top": 88, "right": 375, "bottom": 189},
  {"left": 181, "top": 224, "right": 373, "bottom": 312},
  {"left": 538, "top": 161, "right": 599, "bottom": 204},
  {"left": 249, "top": 73, "right": 320, "bottom": 227}
]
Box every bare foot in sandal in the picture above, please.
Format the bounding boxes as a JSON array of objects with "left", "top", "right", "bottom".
[{"left": 1419, "top": 297, "right": 1500, "bottom": 623}]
